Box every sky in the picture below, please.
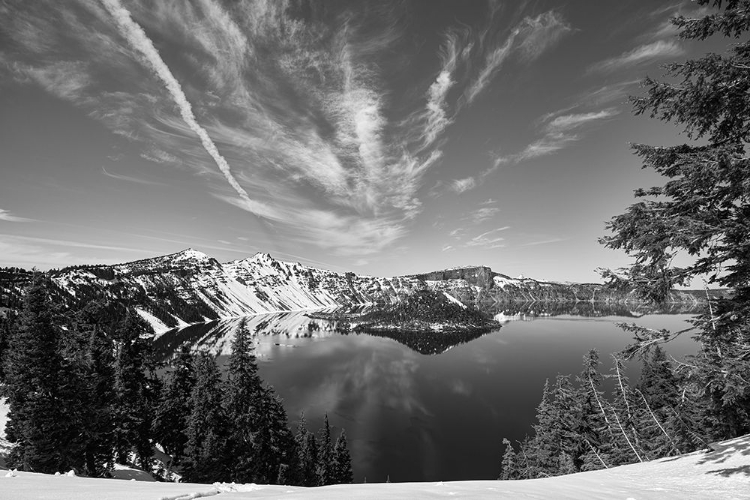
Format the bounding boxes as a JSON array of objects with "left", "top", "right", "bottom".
[{"left": 0, "top": 0, "right": 723, "bottom": 282}]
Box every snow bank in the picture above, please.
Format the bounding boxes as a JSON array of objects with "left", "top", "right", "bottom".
[{"left": 1, "top": 435, "right": 749, "bottom": 499}]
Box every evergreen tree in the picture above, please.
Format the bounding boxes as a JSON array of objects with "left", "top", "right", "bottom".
[
  {"left": 606, "top": 356, "right": 646, "bottom": 464},
  {"left": 0, "top": 310, "right": 14, "bottom": 383},
  {"left": 224, "top": 320, "right": 264, "bottom": 483},
  {"left": 183, "top": 353, "right": 228, "bottom": 483},
  {"left": 527, "top": 375, "right": 582, "bottom": 477},
  {"left": 637, "top": 346, "right": 686, "bottom": 457},
  {"left": 499, "top": 438, "right": 518, "bottom": 480},
  {"left": 253, "top": 388, "right": 294, "bottom": 484},
  {"left": 515, "top": 435, "right": 538, "bottom": 479},
  {"left": 557, "top": 451, "right": 576, "bottom": 475},
  {"left": 333, "top": 429, "right": 353, "bottom": 484},
  {"left": 599, "top": 0, "right": 750, "bottom": 440},
  {"left": 550, "top": 375, "right": 583, "bottom": 473},
  {"left": 3, "top": 274, "right": 81, "bottom": 473},
  {"left": 293, "top": 413, "right": 319, "bottom": 487},
  {"left": 152, "top": 345, "right": 196, "bottom": 469},
  {"left": 529, "top": 379, "right": 557, "bottom": 476},
  {"left": 73, "top": 301, "right": 117, "bottom": 477},
  {"left": 638, "top": 346, "right": 679, "bottom": 412},
  {"left": 316, "top": 414, "right": 334, "bottom": 486},
  {"left": 575, "top": 349, "right": 612, "bottom": 471},
  {"left": 111, "top": 310, "right": 156, "bottom": 470}
]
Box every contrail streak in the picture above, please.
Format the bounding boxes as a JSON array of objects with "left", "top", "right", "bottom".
[{"left": 101, "top": 0, "right": 255, "bottom": 208}]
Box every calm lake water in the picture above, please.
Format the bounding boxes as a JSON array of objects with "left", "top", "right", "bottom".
[{"left": 155, "top": 308, "right": 699, "bottom": 483}]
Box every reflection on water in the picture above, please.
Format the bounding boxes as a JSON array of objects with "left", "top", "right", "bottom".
[
  {"left": 155, "top": 304, "right": 700, "bottom": 483},
  {"left": 487, "top": 300, "right": 703, "bottom": 320}
]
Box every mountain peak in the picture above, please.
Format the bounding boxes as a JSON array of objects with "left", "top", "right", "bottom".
[
  {"left": 250, "top": 251, "right": 275, "bottom": 262},
  {"left": 171, "top": 248, "right": 210, "bottom": 261}
]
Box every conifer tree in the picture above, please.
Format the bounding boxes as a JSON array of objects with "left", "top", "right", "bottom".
[
  {"left": 552, "top": 375, "right": 583, "bottom": 472},
  {"left": 606, "top": 356, "right": 646, "bottom": 464},
  {"left": 529, "top": 379, "right": 557, "bottom": 476},
  {"left": 0, "top": 310, "right": 14, "bottom": 383},
  {"left": 499, "top": 438, "right": 518, "bottom": 480},
  {"left": 575, "top": 349, "right": 612, "bottom": 471},
  {"left": 73, "top": 301, "right": 117, "bottom": 477},
  {"left": 333, "top": 429, "right": 353, "bottom": 484},
  {"left": 111, "top": 310, "right": 155, "bottom": 470},
  {"left": 557, "top": 451, "right": 576, "bottom": 475},
  {"left": 183, "top": 353, "right": 228, "bottom": 483},
  {"left": 303, "top": 432, "right": 320, "bottom": 486},
  {"left": 599, "top": 0, "right": 750, "bottom": 440},
  {"left": 293, "top": 413, "right": 319, "bottom": 487},
  {"left": 152, "top": 345, "right": 196, "bottom": 469},
  {"left": 3, "top": 274, "right": 81, "bottom": 473},
  {"left": 249, "top": 387, "right": 293, "bottom": 484},
  {"left": 316, "top": 414, "right": 334, "bottom": 486},
  {"left": 636, "top": 346, "right": 686, "bottom": 457},
  {"left": 224, "top": 320, "right": 264, "bottom": 482},
  {"left": 529, "top": 376, "right": 581, "bottom": 476}
]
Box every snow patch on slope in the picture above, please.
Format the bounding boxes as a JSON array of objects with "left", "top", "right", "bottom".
[
  {"left": 134, "top": 308, "right": 170, "bottom": 335},
  {"left": 442, "top": 291, "right": 466, "bottom": 308}
]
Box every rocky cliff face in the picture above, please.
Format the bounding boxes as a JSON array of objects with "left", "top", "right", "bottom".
[
  {"left": 412, "top": 266, "right": 496, "bottom": 289},
  {"left": 0, "top": 250, "right": 707, "bottom": 334}
]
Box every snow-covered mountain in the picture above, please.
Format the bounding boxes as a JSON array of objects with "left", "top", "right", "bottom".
[
  {"left": 17, "top": 248, "right": 699, "bottom": 334},
  {"left": 48, "top": 249, "right": 423, "bottom": 333}
]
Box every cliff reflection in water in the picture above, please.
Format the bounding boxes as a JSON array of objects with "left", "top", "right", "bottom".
[
  {"left": 154, "top": 301, "right": 704, "bottom": 360},
  {"left": 488, "top": 299, "right": 705, "bottom": 321}
]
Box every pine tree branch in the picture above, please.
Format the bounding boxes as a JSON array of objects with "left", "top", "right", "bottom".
[
  {"left": 610, "top": 406, "right": 644, "bottom": 463},
  {"left": 612, "top": 355, "right": 634, "bottom": 423},
  {"left": 588, "top": 372, "right": 611, "bottom": 427},
  {"left": 584, "top": 438, "right": 609, "bottom": 469},
  {"left": 635, "top": 388, "right": 681, "bottom": 456}
]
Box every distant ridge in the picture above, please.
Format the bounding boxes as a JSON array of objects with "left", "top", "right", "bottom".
[{"left": 0, "top": 249, "right": 710, "bottom": 334}]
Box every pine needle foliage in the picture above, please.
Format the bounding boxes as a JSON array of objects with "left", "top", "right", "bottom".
[{"left": 599, "top": 0, "right": 750, "bottom": 439}]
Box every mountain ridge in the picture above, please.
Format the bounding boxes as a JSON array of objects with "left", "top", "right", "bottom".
[{"left": 1, "top": 249, "right": 709, "bottom": 333}]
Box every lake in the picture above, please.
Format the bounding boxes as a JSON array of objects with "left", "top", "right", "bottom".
[{"left": 154, "top": 307, "right": 700, "bottom": 483}]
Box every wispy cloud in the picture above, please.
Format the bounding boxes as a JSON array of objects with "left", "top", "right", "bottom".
[
  {"left": 465, "top": 207, "right": 501, "bottom": 225},
  {"left": 451, "top": 177, "right": 477, "bottom": 194},
  {"left": 101, "top": 0, "right": 257, "bottom": 211},
  {"left": 521, "top": 237, "right": 566, "bottom": 247},
  {"left": 577, "top": 81, "right": 639, "bottom": 107},
  {"left": 546, "top": 109, "right": 619, "bottom": 131},
  {"left": 465, "top": 226, "right": 510, "bottom": 249},
  {"left": 219, "top": 193, "right": 406, "bottom": 257},
  {"left": 588, "top": 40, "right": 684, "bottom": 74},
  {"left": 494, "top": 107, "right": 620, "bottom": 164},
  {"left": 466, "top": 31, "right": 516, "bottom": 105},
  {"left": 140, "top": 149, "right": 179, "bottom": 165},
  {"left": 101, "top": 167, "right": 166, "bottom": 186},
  {"left": 0, "top": 234, "right": 154, "bottom": 254},
  {"left": 516, "top": 11, "right": 573, "bottom": 63},
  {"left": 466, "top": 11, "right": 571, "bottom": 104},
  {"left": 0, "top": 2, "right": 574, "bottom": 258},
  {"left": 0, "top": 209, "right": 33, "bottom": 223},
  {"left": 412, "top": 29, "right": 467, "bottom": 151}
]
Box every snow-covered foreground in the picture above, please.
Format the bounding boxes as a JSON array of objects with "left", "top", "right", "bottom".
[{"left": 2, "top": 435, "right": 749, "bottom": 500}]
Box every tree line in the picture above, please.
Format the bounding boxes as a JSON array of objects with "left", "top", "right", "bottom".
[
  {"left": 499, "top": 347, "right": 703, "bottom": 479},
  {"left": 503, "top": 0, "right": 750, "bottom": 480},
  {"left": 0, "top": 274, "right": 352, "bottom": 485}
]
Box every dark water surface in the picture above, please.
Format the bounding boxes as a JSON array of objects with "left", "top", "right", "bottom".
[{"left": 156, "top": 309, "right": 698, "bottom": 483}]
